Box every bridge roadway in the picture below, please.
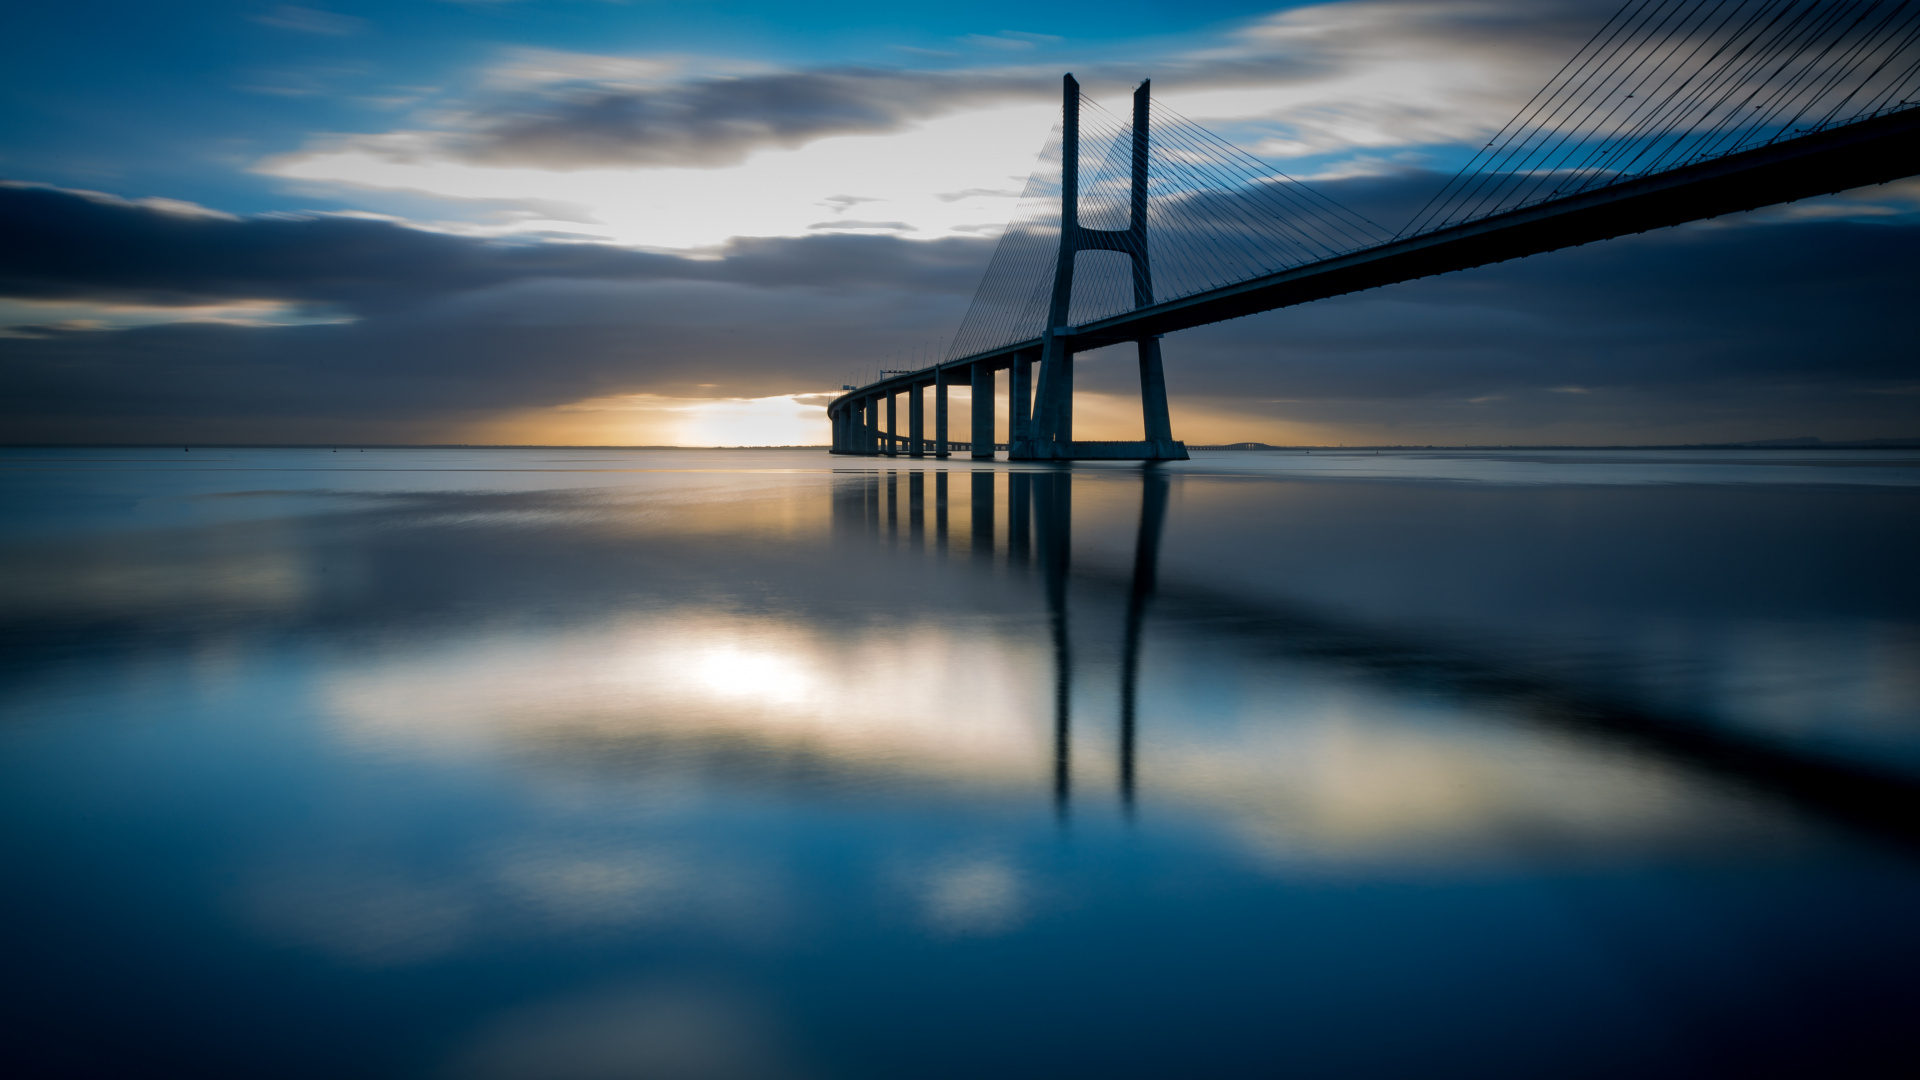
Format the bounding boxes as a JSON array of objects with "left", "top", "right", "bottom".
[{"left": 829, "top": 105, "right": 1920, "bottom": 460}]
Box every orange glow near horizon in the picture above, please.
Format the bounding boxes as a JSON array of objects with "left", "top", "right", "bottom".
[
  {"left": 471, "top": 393, "right": 836, "bottom": 447},
  {"left": 465, "top": 389, "right": 1349, "bottom": 448}
]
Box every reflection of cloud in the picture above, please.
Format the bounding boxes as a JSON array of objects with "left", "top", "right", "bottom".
[
  {"left": 444, "top": 982, "right": 804, "bottom": 1080},
  {"left": 1131, "top": 658, "right": 1779, "bottom": 867},
  {"left": 245, "top": 868, "right": 476, "bottom": 967},
  {"left": 918, "top": 857, "right": 1025, "bottom": 935},
  {"left": 0, "top": 538, "right": 312, "bottom": 620},
  {"left": 243, "top": 838, "right": 779, "bottom": 966},
  {"left": 490, "top": 845, "right": 691, "bottom": 927}
]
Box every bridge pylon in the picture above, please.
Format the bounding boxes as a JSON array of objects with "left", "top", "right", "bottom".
[{"left": 1013, "top": 75, "right": 1187, "bottom": 462}]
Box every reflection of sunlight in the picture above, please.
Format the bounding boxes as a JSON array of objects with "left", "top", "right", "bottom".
[
  {"left": 320, "top": 606, "right": 1769, "bottom": 867},
  {"left": 323, "top": 613, "right": 1052, "bottom": 789},
  {"left": 691, "top": 644, "right": 816, "bottom": 705}
]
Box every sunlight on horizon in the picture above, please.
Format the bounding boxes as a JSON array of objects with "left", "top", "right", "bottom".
[{"left": 475, "top": 392, "right": 835, "bottom": 446}]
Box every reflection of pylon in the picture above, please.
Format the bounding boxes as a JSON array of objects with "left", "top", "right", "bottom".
[
  {"left": 1015, "top": 76, "right": 1185, "bottom": 462},
  {"left": 840, "top": 466, "right": 1169, "bottom": 822}
]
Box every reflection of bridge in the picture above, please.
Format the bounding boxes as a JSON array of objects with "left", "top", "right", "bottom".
[
  {"left": 832, "top": 464, "right": 1920, "bottom": 842},
  {"left": 829, "top": 0, "right": 1920, "bottom": 461}
]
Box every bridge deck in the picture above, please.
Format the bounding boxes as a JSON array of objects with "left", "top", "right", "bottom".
[{"left": 832, "top": 106, "right": 1920, "bottom": 413}]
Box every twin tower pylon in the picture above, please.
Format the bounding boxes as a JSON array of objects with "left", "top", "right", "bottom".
[
  {"left": 824, "top": 74, "right": 1186, "bottom": 461},
  {"left": 1014, "top": 74, "right": 1186, "bottom": 461}
]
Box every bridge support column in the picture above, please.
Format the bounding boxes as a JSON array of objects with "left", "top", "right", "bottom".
[
  {"left": 970, "top": 363, "right": 995, "bottom": 460},
  {"left": 908, "top": 383, "right": 925, "bottom": 458},
  {"left": 934, "top": 368, "right": 950, "bottom": 459},
  {"left": 1137, "top": 336, "right": 1184, "bottom": 459},
  {"left": 1010, "top": 347, "right": 1036, "bottom": 450},
  {"left": 1007, "top": 74, "right": 1185, "bottom": 463},
  {"left": 1025, "top": 330, "right": 1073, "bottom": 458},
  {"left": 885, "top": 393, "right": 898, "bottom": 458},
  {"left": 861, "top": 398, "right": 876, "bottom": 455}
]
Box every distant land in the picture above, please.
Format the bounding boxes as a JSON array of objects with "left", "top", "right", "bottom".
[
  {"left": 1186, "top": 437, "right": 1920, "bottom": 451},
  {"left": 3, "top": 439, "right": 1919, "bottom": 451}
]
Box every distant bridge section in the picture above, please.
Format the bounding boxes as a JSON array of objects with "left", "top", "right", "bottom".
[{"left": 829, "top": 0, "right": 1920, "bottom": 461}]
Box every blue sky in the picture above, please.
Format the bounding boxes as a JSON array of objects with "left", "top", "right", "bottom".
[
  {"left": 3, "top": 1, "right": 1916, "bottom": 445},
  {"left": 3, "top": 1, "right": 1300, "bottom": 213}
]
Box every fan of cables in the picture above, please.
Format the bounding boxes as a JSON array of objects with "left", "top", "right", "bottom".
[
  {"left": 945, "top": 0, "right": 1920, "bottom": 363},
  {"left": 1404, "top": 0, "right": 1920, "bottom": 236},
  {"left": 944, "top": 97, "right": 1388, "bottom": 361}
]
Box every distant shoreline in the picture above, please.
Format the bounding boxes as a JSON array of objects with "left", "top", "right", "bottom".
[{"left": 5, "top": 440, "right": 1920, "bottom": 452}]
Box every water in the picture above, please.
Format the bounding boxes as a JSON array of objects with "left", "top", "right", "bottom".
[{"left": 3, "top": 447, "right": 1918, "bottom": 1079}]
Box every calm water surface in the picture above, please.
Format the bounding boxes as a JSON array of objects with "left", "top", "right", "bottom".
[{"left": 4, "top": 447, "right": 1919, "bottom": 1079}]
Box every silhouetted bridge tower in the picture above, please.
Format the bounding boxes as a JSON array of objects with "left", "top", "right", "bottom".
[{"left": 829, "top": 0, "right": 1920, "bottom": 460}]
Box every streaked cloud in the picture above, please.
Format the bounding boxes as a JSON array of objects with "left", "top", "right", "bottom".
[{"left": 250, "top": 5, "right": 366, "bottom": 36}]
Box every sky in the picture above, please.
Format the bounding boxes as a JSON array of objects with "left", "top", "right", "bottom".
[{"left": 2, "top": 0, "right": 1916, "bottom": 446}]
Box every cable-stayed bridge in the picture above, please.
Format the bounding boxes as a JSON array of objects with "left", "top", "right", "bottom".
[{"left": 828, "top": 0, "right": 1920, "bottom": 460}]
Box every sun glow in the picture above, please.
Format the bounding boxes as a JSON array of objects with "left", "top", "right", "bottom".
[{"left": 472, "top": 393, "right": 833, "bottom": 446}]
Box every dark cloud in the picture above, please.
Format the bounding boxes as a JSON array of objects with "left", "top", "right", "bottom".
[
  {"left": 0, "top": 183, "right": 988, "bottom": 314},
  {"left": 454, "top": 68, "right": 1057, "bottom": 170}
]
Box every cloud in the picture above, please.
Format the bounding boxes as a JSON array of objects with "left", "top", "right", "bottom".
[
  {"left": 0, "top": 182, "right": 986, "bottom": 313},
  {"left": 961, "top": 32, "right": 1062, "bottom": 52},
  {"left": 251, "top": 5, "right": 366, "bottom": 36},
  {"left": 446, "top": 67, "right": 1057, "bottom": 170}
]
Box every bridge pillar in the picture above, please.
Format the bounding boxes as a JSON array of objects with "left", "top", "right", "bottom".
[
  {"left": 1008, "top": 74, "right": 1185, "bottom": 463},
  {"left": 860, "top": 398, "right": 874, "bottom": 455},
  {"left": 1026, "top": 329, "right": 1073, "bottom": 457},
  {"left": 1010, "top": 348, "right": 1035, "bottom": 448},
  {"left": 1137, "top": 336, "right": 1180, "bottom": 458},
  {"left": 934, "top": 367, "right": 950, "bottom": 458},
  {"left": 908, "top": 382, "right": 925, "bottom": 458},
  {"left": 885, "top": 392, "right": 898, "bottom": 458},
  {"left": 970, "top": 363, "right": 995, "bottom": 460}
]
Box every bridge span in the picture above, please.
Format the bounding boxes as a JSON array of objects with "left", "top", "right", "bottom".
[{"left": 829, "top": 0, "right": 1920, "bottom": 462}]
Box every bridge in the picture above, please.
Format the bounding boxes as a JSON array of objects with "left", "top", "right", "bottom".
[{"left": 828, "top": 0, "right": 1920, "bottom": 461}]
